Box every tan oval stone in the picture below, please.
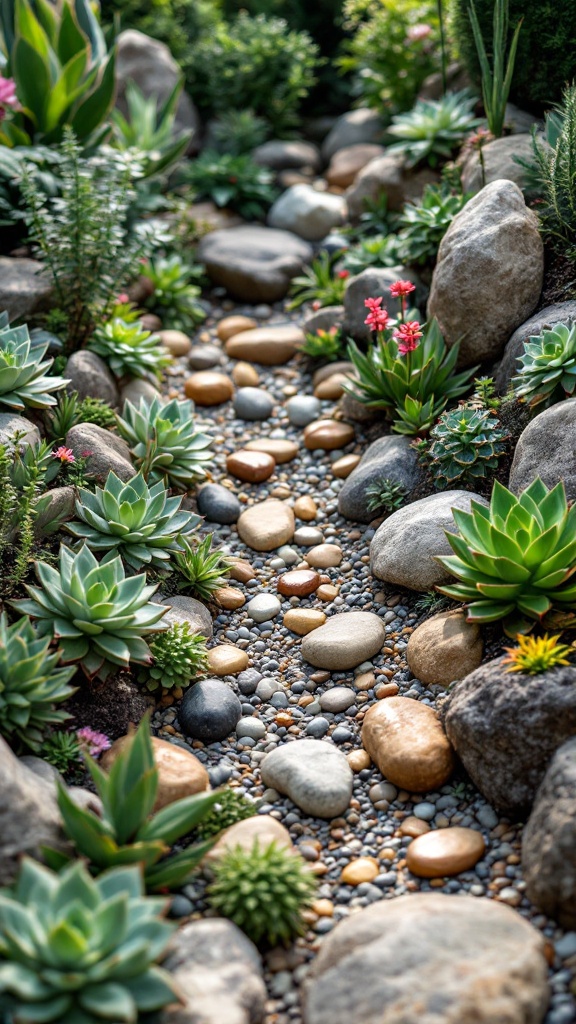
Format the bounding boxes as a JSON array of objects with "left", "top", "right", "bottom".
[
  {"left": 237, "top": 499, "right": 295, "bottom": 551},
  {"left": 340, "top": 857, "right": 379, "bottom": 885},
  {"left": 140, "top": 312, "right": 162, "bottom": 332},
  {"left": 231, "top": 361, "right": 260, "bottom": 387},
  {"left": 226, "top": 450, "right": 275, "bottom": 483},
  {"left": 401, "top": 816, "right": 431, "bottom": 838},
  {"left": 362, "top": 696, "right": 456, "bottom": 792},
  {"left": 406, "top": 827, "right": 486, "bottom": 878},
  {"left": 101, "top": 735, "right": 209, "bottom": 812},
  {"left": 225, "top": 325, "right": 305, "bottom": 366},
  {"left": 406, "top": 610, "right": 483, "bottom": 687},
  {"left": 207, "top": 645, "right": 249, "bottom": 675},
  {"left": 306, "top": 544, "right": 343, "bottom": 568},
  {"left": 317, "top": 584, "right": 340, "bottom": 601},
  {"left": 354, "top": 671, "right": 375, "bottom": 691},
  {"left": 159, "top": 329, "right": 190, "bottom": 356},
  {"left": 227, "top": 558, "right": 257, "bottom": 583},
  {"left": 312, "top": 898, "right": 334, "bottom": 917},
  {"left": 283, "top": 608, "right": 327, "bottom": 635},
  {"left": 215, "top": 586, "right": 246, "bottom": 610},
  {"left": 332, "top": 453, "right": 361, "bottom": 478},
  {"left": 304, "top": 419, "right": 355, "bottom": 450},
  {"left": 203, "top": 814, "right": 292, "bottom": 866},
  {"left": 217, "top": 315, "right": 257, "bottom": 342},
  {"left": 314, "top": 373, "right": 350, "bottom": 401},
  {"left": 277, "top": 569, "right": 321, "bottom": 597},
  {"left": 347, "top": 749, "right": 371, "bottom": 772},
  {"left": 270, "top": 485, "right": 291, "bottom": 499},
  {"left": 184, "top": 371, "right": 234, "bottom": 406},
  {"left": 244, "top": 438, "right": 298, "bottom": 464},
  {"left": 294, "top": 495, "right": 318, "bottom": 521},
  {"left": 312, "top": 361, "right": 355, "bottom": 387}
]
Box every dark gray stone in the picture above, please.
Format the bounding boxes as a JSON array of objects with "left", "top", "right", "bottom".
[
  {"left": 252, "top": 140, "right": 320, "bottom": 172},
  {"left": 199, "top": 226, "right": 313, "bottom": 303},
  {"left": 237, "top": 669, "right": 262, "bottom": 695},
  {"left": 197, "top": 483, "right": 241, "bottom": 525},
  {"left": 302, "top": 305, "right": 344, "bottom": 336},
  {"left": 443, "top": 658, "right": 576, "bottom": 815},
  {"left": 343, "top": 266, "right": 424, "bottom": 343},
  {"left": 65, "top": 423, "right": 134, "bottom": 483},
  {"left": 65, "top": 350, "right": 119, "bottom": 407},
  {"left": 508, "top": 399, "right": 576, "bottom": 499},
  {"left": 338, "top": 436, "right": 424, "bottom": 523},
  {"left": 178, "top": 678, "right": 242, "bottom": 742},
  {"left": 0, "top": 257, "right": 53, "bottom": 322},
  {"left": 495, "top": 302, "right": 576, "bottom": 394},
  {"left": 233, "top": 387, "right": 275, "bottom": 421},
  {"left": 34, "top": 486, "right": 76, "bottom": 538},
  {"left": 188, "top": 344, "right": 223, "bottom": 371},
  {"left": 321, "top": 109, "right": 384, "bottom": 162}
]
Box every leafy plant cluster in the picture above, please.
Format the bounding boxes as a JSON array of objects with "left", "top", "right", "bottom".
[
  {"left": 502, "top": 632, "right": 573, "bottom": 675},
  {"left": 365, "top": 477, "right": 408, "bottom": 514},
  {"left": 141, "top": 255, "right": 206, "bottom": 333},
  {"left": 416, "top": 401, "right": 509, "bottom": 489},
  {"left": 386, "top": 90, "right": 481, "bottom": 168},
  {"left": 183, "top": 151, "right": 278, "bottom": 221},
  {"left": 87, "top": 317, "right": 171, "bottom": 384},
  {"left": 526, "top": 84, "right": 576, "bottom": 263},
  {"left": 46, "top": 392, "right": 117, "bottom": 443},
  {"left": 301, "top": 327, "right": 346, "bottom": 364},
  {"left": 138, "top": 621, "right": 209, "bottom": 693},
  {"left": 0, "top": 312, "right": 68, "bottom": 413},
  {"left": 288, "top": 252, "right": 348, "bottom": 310}
]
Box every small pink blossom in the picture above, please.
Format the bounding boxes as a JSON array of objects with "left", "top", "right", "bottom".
[
  {"left": 394, "top": 321, "right": 423, "bottom": 354},
  {"left": 0, "top": 76, "right": 17, "bottom": 119},
  {"left": 337, "top": 269, "right": 350, "bottom": 279},
  {"left": 77, "top": 727, "right": 112, "bottom": 758},
  {"left": 467, "top": 127, "right": 494, "bottom": 150},
  {"left": 364, "top": 296, "right": 390, "bottom": 332},
  {"left": 116, "top": 292, "right": 130, "bottom": 304},
  {"left": 52, "top": 446, "right": 76, "bottom": 463},
  {"left": 390, "top": 280, "right": 416, "bottom": 299},
  {"left": 406, "top": 23, "right": 433, "bottom": 42}
]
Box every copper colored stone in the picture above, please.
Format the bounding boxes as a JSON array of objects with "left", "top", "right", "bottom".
[
  {"left": 226, "top": 450, "right": 275, "bottom": 483},
  {"left": 277, "top": 569, "right": 321, "bottom": 597}
]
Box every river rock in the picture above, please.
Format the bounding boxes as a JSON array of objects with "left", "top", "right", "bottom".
[
  {"left": 495, "top": 301, "right": 576, "bottom": 393},
  {"left": 197, "top": 483, "right": 241, "bottom": 525},
  {"left": 207, "top": 647, "right": 249, "bottom": 676},
  {"left": 225, "top": 324, "right": 304, "bottom": 365},
  {"left": 286, "top": 395, "right": 322, "bottom": 427},
  {"left": 65, "top": 423, "right": 134, "bottom": 483},
  {"left": 33, "top": 485, "right": 76, "bottom": 538},
  {"left": 405, "top": 827, "right": 486, "bottom": 877},
  {"left": 277, "top": 569, "right": 321, "bottom": 597},
  {"left": 65, "top": 350, "right": 119, "bottom": 407},
  {"left": 160, "top": 330, "right": 190, "bottom": 356},
  {"left": 321, "top": 108, "right": 383, "bottom": 162},
  {"left": 179, "top": 678, "right": 242, "bottom": 742},
  {"left": 342, "top": 266, "right": 423, "bottom": 343},
  {"left": 203, "top": 815, "right": 292, "bottom": 867},
  {"left": 362, "top": 697, "right": 455, "bottom": 791},
  {"left": 268, "top": 184, "right": 347, "bottom": 242},
  {"left": 217, "top": 315, "right": 258, "bottom": 342},
  {"left": 233, "top": 387, "right": 274, "bottom": 420},
  {"left": 301, "top": 611, "right": 385, "bottom": 670},
  {"left": 508, "top": 399, "right": 576, "bottom": 499},
  {"left": 406, "top": 611, "right": 483, "bottom": 686},
  {"left": 199, "top": 226, "right": 312, "bottom": 303},
  {"left": 184, "top": 372, "right": 234, "bottom": 406},
  {"left": 246, "top": 594, "right": 282, "bottom": 623},
  {"left": 338, "top": 435, "right": 424, "bottom": 523},
  {"left": 283, "top": 609, "right": 327, "bottom": 635},
  {"left": 120, "top": 377, "right": 159, "bottom": 409},
  {"left": 305, "top": 544, "right": 343, "bottom": 568},
  {"left": 237, "top": 500, "right": 295, "bottom": 551},
  {"left": 261, "top": 740, "right": 353, "bottom": 818},
  {"left": 0, "top": 256, "right": 53, "bottom": 322},
  {"left": 0, "top": 414, "right": 40, "bottom": 449},
  {"left": 101, "top": 735, "right": 209, "bottom": 811},
  {"left": 332, "top": 454, "right": 361, "bottom": 478},
  {"left": 244, "top": 438, "right": 298, "bottom": 463},
  {"left": 304, "top": 419, "right": 355, "bottom": 450},
  {"left": 226, "top": 450, "right": 275, "bottom": 483},
  {"left": 159, "top": 595, "right": 213, "bottom": 639},
  {"left": 326, "top": 144, "right": 386, "bottom": 188}
]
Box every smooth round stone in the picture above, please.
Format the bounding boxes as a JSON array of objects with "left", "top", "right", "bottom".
[
  {"left": 347, "top": 749, "right": 371, "bottom": 772},
  {"left": 277, "top": 545, "right": 299, "bottom": 564},
  {"left": 406, "top": 827, "right": 486, "bottom": 878},
  {"left": 246, "top": 594, "right": 282, "bottom": 622},
  {"left": 283, "top": 609, "right": 327, "bottom": 635},
  {"left": 319, "top": 687, "right": 356, "bottom": 713},
  {"left": 159, "top": 329, "right": 190, "bottom": 356},
  {"left": 237, "top": 500, "right": 295, "bottom": 551},
  {"left": 414, "top": 801, "right": 437, "bottom": 821},
  {"left": 184, "top": 371, "right": 234, "bottom": 406},
  {"left": 277, "top": 569, "right": 321, "bottom": 597},
  {"left": 101, "top": 736, "right": 209, "bottom": 811},
  {"left": 244, "top": 438, "right": 298, "bottom": 464},
  {"left": 197, "top": 483, "right": 241, "bottom": 524},
  {"left": 294, "top": 526, "right": 324, "bottom": 546},
  {"left": 304, "top": 419, "right": 355, "bottom": 450},
  {"left": 314, "top": 373, "right": 349, "bottom": 400},
  {"left": 407, "top": 611, "right": 483, "bottom": 687},
  {"left": 317, "top": 584, "right": 339, "bottom": 601},
  {"left": 203, "top": 815, "right": 291, "bottom": 866},
  {"left": 216, "top": 315, "right": 257, "bottom": 342},
  {"left": 293, "top": 495, "right": 317, "bottom": 520},
  {"left": 305, "top": 544, "right": 343, "bottom": 568},
  {"left": 313, "top": 361, "right": 355, "bottom": 387},
  {"left": 228, "top": 558, "right": 256, "bottom": 583},
  {"left": 139, "top": 313, "right": 162, "bottom": 332},
  {"left": 179, "top": 678, "right": 242, "bottom": 742},
  {"left": 188, "top": 344, "right": 223, "bottom": 370},
  {"left": 225, "top": 325, "right": 304, "bottom": 366},
  {"left": 332, "top": 453, "right": 361, "bottom": 479},
  {"left": 401, "top": 816, "right": 431, "bottom": 838},
  {"left": 236, "top": 717, "right": 266, "bottom": 740},
  {"left": 206, "top": 646, "right": 249, "bottom": 676},
  {"left": 340, "top": 858, "right": 379, "bottom": 885},
  {"left": 233, "top": 387, "right": 275, "bottom": 421},
  {"left": 215, "top": 586, "right": 245, "bottom": 610},
  {"left": 261, "top": 739, "right": 353, "bottom": 818},
  {"left": 226, "top": 450, "right": 275, "bottom": 483},
  {"left": 231, "top": 361, "right": 260, "bottom": 387},
  {"left": 286, "top": 395, "right": 322, "bottom": 427},
  {"left": 301, "top": 611, "right": 386, "bottom": 670},
  {"left": 362, "top": 697, "right": 456, "bottom": 792}
]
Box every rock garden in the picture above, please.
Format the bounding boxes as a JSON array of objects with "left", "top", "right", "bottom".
[{"left": 0, "top": 0, "right": 576, "bottom": 1022}]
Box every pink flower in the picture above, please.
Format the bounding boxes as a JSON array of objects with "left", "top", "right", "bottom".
[
  {"left": 337, "top": 269, "right": 350, "bottom": 279},
  {"left": 394, "top": 321, "right": 423, "bottom": 354},
  {"left": 116, "top": 292, "right": 129, "bottom": 304},
  {"left": 52, "top": 446, "right": 76, "bottom": 463},
  {"left": 77, "top": 727, "right": 111, "bottom": 758},
  {"left": 364, "top": 296, "right": 391, "bottom": 332},
  {"left": 390, "top": 280, "right": 416, "bottom": 299},
  {"left": 467, "top": 127, "right": 494, "bottom": 150},
  {"left": 406, "top": 23, "right": 433, "bottom": 42}
]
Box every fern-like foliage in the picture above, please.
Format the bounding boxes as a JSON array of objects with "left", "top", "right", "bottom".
[{"left": 529, "top": 83, "right": 576, "bottom": 257}]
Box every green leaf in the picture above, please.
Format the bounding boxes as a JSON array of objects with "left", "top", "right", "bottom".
[
  {"left": 138, "top": 791, "right": 218, "bottom": 845},
  {"left": 79, "top": 982, "right": 136, "bottom": 1022}
]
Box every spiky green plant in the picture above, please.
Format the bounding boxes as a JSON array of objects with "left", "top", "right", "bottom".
[
  {"left": 66, "top": 470, "right": 200, "bottom": 571},
  {"left": 386, "top": 91, "right": 481, "bottom": 167},
  {"left": 528, "top": 84, "right": 576, "bottom": 257},
  {"left": 365, "top": 477, "right": 408, "bottom": 514},
  {"left": 47, "top": 716, "right": 218, "bottom": 891},
  {"left": 142, "top": 254, "right": 205, "bottom": 331},
  {"left": 0, "top": 858, "right": 178, "bottom": 1024},
  {"left": 116, "top": 396, "right": 213, "bottom": 491},
  {"left": 300, "top": 327, "right": 344, "bottom": 364},
  {"left": 12, "top": 544, "right": 168, "bottom": 682},
  {"left": 0, "top": 613, "right": 76, "bottom": 752},
  {"left": 502, "top": 632, "right": 573, "bottom": 674},
  {"left": 195, "top": 788, "right": 257, "bottom": 839},
  {"left": 288, "top": 252, "right": 348, "bottom": 310},
  {"left": 468, "top": 0, "right": 523, "bottom": 138},
  {"left": 46, "top": 393, "right": 117, "bottom": 443},
  {"left": 422, "top": 404, "right": 508, "bottom": 488},
  {"left": 512, "top": 321, "right": 576, "bottom": 409},
  {"left": 175, "top": 534, "right": 232, "bottom": 601},
  {"left": 342, "top": 234, "right": 404, "bottom": 275},
  {"left": 138, "top": 622, "right": 208, "bottom": 692},
  {"left": 0, "top": 312, "right": 68, "bottom": 412},
  {"left": 435, "top": 478, "right": 576, "bottom": 636},
  {"left": 88, "top": 318, "right": 171, "bottom": 384},
  {"left": 208, "top": 841, "right": 317, "bottom": 947},
  {"left": 398, "top": 185, "right": 470, "bottom": 265},
  {"left": 41, "top": 729, "right": 82, "bottom": 773}
]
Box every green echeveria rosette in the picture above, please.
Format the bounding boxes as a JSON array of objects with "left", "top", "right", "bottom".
[
  {"left": 425, "top": 406, "right": 508, "bottom": 488},
  {"left": 66, "top": 470, "right": 200, "bottom": 570},
  {"left": 12, "top": 544, "right": 168, "bottom": 682},
  {"left": 512, "top": 321, "right": 576, "bottom": 409},
  {"left": 0, "top": 312, "right": 68, "bottom": 412},
  {"left": 116, "top": 396, "right": 213, "bottom": 491},
  {"left": 87, "top": 317, "right": 172, "bottom": 384}
]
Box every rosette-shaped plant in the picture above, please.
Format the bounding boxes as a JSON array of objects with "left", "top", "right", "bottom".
[
  {"left": 423, "top": 405, "right": 508, "bottom": 488},
  {"left": 138, "top": 622, "right": 208, "bottom": 692},
  {"left": 502, "top": 632, "right": 573, "bottom": 674},
  {"left": 12, "top": 544, "right": 168, "bottom": 681},
  {"left": 386, "top": 90, "right": 481, "bottom": 167},
  {"left": 0, "top": 858, "right": 178, "bottom": 1024},
  {"left": 87, "top": 318, "right": 171, "bottom": 383},
  {"left": 0, "top": 612, "right": 76, "bottom": 752},
  {"left": 116, "top": 396, "right": 212, "bottom": 491},
  {"left": 0, "top": 312, "right": 68, "bottom": 412},
  {"left": 512, "top": 321, "right": 576, "bottom": 409},
  {"left": 436, "top": 478, "right": 576, "bottom": 636},
  {"left": 66, "top": 471, "right": 200, "bottom": 570}
]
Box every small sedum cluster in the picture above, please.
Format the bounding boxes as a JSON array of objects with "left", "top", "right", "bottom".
[{"left": 138, "top": 622, "right": 209, "bottom": 693}]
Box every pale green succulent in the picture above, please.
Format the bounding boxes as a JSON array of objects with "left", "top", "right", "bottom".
[
  {"left": 66, "top": 470, "right": 200, "bottom": 570},
  {"left": 12, "top": 544, "right": 168, "bottom": 681},
  {"left": 0, "top": 858, "right": 178, "bottom": 1024},
  {"left": 512, "top": 321, "right": 576, "bottom": 409},
  {"left": 87, "top": 317, "right": 171, "bottom": 384},
  {"left": 116, "top": 396, "right": 213, "bottom": 491},
  {"left": 0, "top": 311, "right": 68, "bottom": 412},
  {"left": 0, "top": 612, "right": 76, "bottom": 752}
]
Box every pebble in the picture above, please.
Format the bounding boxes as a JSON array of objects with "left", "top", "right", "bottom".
[
  {"left": 244, "top": 439, "right": 298, "bottom": 463},
  {"left": 405, "top": 827, "right": 486, "bottom": 878},
  {"left": 159, "top": 329, "right": 191, "bottom": 356},
  {"left": 206, "top": 646, "right": 249, "bottom": 676},
  {"left": 347, "top": 749, "right": 371, "bottom": 772},
  {"left": 305, "top": 544, "right": 343, "bottom": 568},
  {"left": 332, "top": 454, "right": 361, "bottom": 478},
  {"left": 216, "top": 315, "right": 257, "bottom": 341},
  {"left": 301, "top": 611, "right": 386, "bottom": 670},
  {"left": 203, "top": 815, "right": 291, "bottom": 866},
  {"left": 314, "top": 373, "right": 350, "bottom": 400},
  {"left": 304, "top": 419, "right": 355, "bottom": 450},
  {"left": 237, "top": 500, "right": 295, "bottom": 551},
  {"left": 246, "top": 594, "right": 282, "bottom": 622},
  {"left": 215, "top": 586, "right": 245, "bottom": 610},
  {"left": 277, "top": 545, "right": 299, "bottom": 565},
  {"left": 283, "top": 609, "right": 327, "bottom": 635},
  {"left": 286, "top": 395, "right": 322, "bottom": 427},
  {"left": 225, "top": 325, "right": 304, "bottom": 365},
  {"left": 362, "top": 697, "right": 456, "bottom": 792},
  {"left": 319, "top": 687, "right": 356, "bottom": 713},
  {"left": 293, "top": 526, "right": 324, "bottom": 546},
  {"left": 226, "top": 450, "right": 276, "bottom": 483},
  {"left": 340, "top": 858, "right": 379, "bottom": 885},
  {"left": 400, "top": 817, "right": 431, "bottom": 838},
  {"left": 197, "top": 483, "right": 241, "bottom": 524},
  {"left": 178, "top": 678, "right": 242, "bottom": 742},
  {"left": 188, "top": 344, "right": 222, "bottom": 370},
  {"left": 184, "top": 371, "right": 234, "bottom": 405},
  {"left": 316, "top": 584, "right": 340, "bottom": 601},
  {"left": 236, "top": 717, "right": 266, "bottom": 740},
  {"left": 293, "top": 495, "right": 318, "bottom": 521},
  {"left": 101, "top": 736, "right": 209, "bottom": 811},
  {"left": 277, "top": 570, "right": 321, "bottom": 597},
  {"left": 233, "top": 387, "right": 275, "bottom": 420},
  {"left": 261, "top": 739, "right": 354, "bottom": 818},
  {"left": 231, "top": 361, "right": 260, "bottom": 387}
]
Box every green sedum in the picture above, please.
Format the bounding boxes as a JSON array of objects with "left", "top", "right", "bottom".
[
  {"left": 423, "top": 405, "right": 508, "bottom": 488},
  {"left": 0, "top": 312, "right": 68, "bottom": 412},
  {"left": 87, "top": 318, "right": 171, "bottom": 384},
  {"left": 512, "top": 321, "right": 576, "bottom": 409},
  {"left": 116, "top": 396, "right": 212, "bottom": 491},
  {"left": 138, "top": 622, "right": 208, "bottom": 692}
]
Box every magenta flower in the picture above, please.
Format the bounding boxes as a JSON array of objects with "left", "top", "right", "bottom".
[
  {"left": 389, "top": 280, "right": 416, "bottom": 299},
  {"left": 364, "top": 296, "right": 390, "bottom": 332},
  {"left": 77, "top": 727, "right": 112, "bottom": 758},
  {"left": 0, "top": 76, "right": 18, "bottom": 122},
  {"left": 52, "top": 446, "right": 76, "bottom": 463},
  {"left": 394, "top": 321, "right": 423, "bottom": 354}
]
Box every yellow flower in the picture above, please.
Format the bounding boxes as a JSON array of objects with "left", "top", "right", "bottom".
[{"left": 502, "top": 633, "right": 573, "bottom": 676}]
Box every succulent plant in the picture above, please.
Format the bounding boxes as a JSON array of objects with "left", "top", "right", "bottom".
[
  {"left": 0, "top": 612, "right": 76, "bottom": 752},
  {"left": 46, "top": 391, "right": 116, "bottom": 443},
  {"left": 175, "top": 534, "right": 232, "bottom": 601},
  {"left": 0, "top": 858, "right": 178, "bottom": 1024},
  {"left": 0, "top": 311, "right": 68, "bottom": 412},
  {"left": 435, "top": 478, "right": 576, "bottom": 636},
  {"left": 422, "top": 404, "right": 508, "bottom": 488},
  {"left": 208, "top": 840, "right": 317, "bottom": 947},
  {"left": 194, "top": 788, "right": 257, "bottom": 839},
  {"left": 288, "top": 251, "right": 348, "bottom": 310},
  {"left": 365, "top": 477, "right": 408, "bottom": 514},
  {"left": 66, "top": 470, "right": 200, "bottom": 571},
  {"left": 512, "top": 321, "right": 576, "bottom": 409},
  {"left": 300, "top": 327, "right": 344, "bottom": 364},
  {"left": 41, "top": 729, "right": 82, "bottom": 773},
  {"left": 502, "top": 632, "right": 573, "bottom": 674},
  {"left": 387, "top": 90, "right": 481, "bottom": 168},
  {"left": 87, "top": 317, "right": 171, "bottom": 383},
  {"left": 138, "top": 622, "right": 208, "bottom": 693},
  {"left": 398, "top": 185, "right": 470, "bottom": 265},
  {"left": 12, "top": 543, "right": 168, "bottom": 682},
  {"left": 116, "top": 396, "right": 213, "bottom": 491},
  {"left": 142, "top": 254, "right": 206, "bottom": 331}
]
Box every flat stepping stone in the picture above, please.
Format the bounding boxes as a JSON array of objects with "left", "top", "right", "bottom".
[
  {"left": 261, "top": 739, "right": 353, "bottom": 818},
  {"left": 301, "top": 611, "right": 385, "bottom": 670}
]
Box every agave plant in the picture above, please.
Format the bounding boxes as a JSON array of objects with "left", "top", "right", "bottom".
[
  {"left": 116, "top": 396, "right": 213, "bottom": 491},
  {"left": 0, "top": 312, "right": 68, "bottom": 412},
  {"left": 387, "top": 91, "right": 481, "bottom": 168},
  {"left": 0, "top": 858, "right": 178, "bottom": 1024},
  {"left": 66, "top": 471, "right": 200, "bottom": 570},
  {"left": 12, "top": 544, "right": 168, "bottom": 681},
  {"left": 512, "top": 321, "right": 576, "bottom": 409},
  {"left": 48, "top": 716, "right": 218, "bottom": 891},
  {"left": 423, "top": 404, "right": 508, "bottom": 488},
  {"left": 175, "top": 534, "right": 232, "bottom": 601},
  {"left": 87, "top": 318, "right": 171, "bottom": 384},
  {"left": 436, "top": 478, "right": 576, "bottom": 636},
  {"left": 0, "top": 612, "right": 76, "bottom": 752}
]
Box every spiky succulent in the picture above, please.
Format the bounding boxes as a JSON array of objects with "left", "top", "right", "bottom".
[
  {"left": 46, "top": 393, "right": 117, "bottom": 444},
  {"left": 175, "top": 534, "right": 232, "bottom": 601},
  {"left": 208, "top": 841, "right": 317, "bottom": 947},
  {"left": 138, "top": 622, "right": 208, "bottom": 692},
  {"left": 436, "top": 478, "right": 576, "bottom": 636},
  {"left": 398, "top": 185, "right": 470, "bottom": 265},
  {"left": 142, "top": 254, "right": 206, "bottom": 331},
  {"left": 512, "top": 321, "right": 576, "bottom": 409},
  {"left": 502, "top": 632, "right": 573, "bottom": 675},
  {"left": 365, "top": 477, "right": 408, "bottom": 514},
  {"left": 423, "top": 405, "right": 508, "bottom": 488},
  {"left": 12, "top": 544, "right": 168, "bottom": 682},
  {"left": 41, "top": 729, "right": 82, "bottom": 773},
  {"left": 66, "top": 471, "right": 200, "bottom": 571},
  {"left": 116, "top": 396, "right": 213, "bottom": 491},
  {"left": 0, "top": 613, "right": 76, "bottom": 752},
  {"left": 88, "top": 317, "right": 171, "bottom": 384},
  {"left": 387, "top": 90, "right": 481, "bottom": 167},
  {"left": 194, "top": 788, "right": 257, "bottom": 839},
  {"left": 0, "top": 858, "right": 178, "bottom": 1024},
  {"left": 0, "top": 311, "right": 68, "bottom": 412},
  {"left": 300, "top": 328, "right": 344, "bottom": 364}
]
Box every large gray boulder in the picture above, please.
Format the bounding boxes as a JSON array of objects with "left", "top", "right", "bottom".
[
  {"left": 0, "top": 257, "right": 53, "bottom": 322},
  {"left": 508, "top": 398, "right": 576, "bottom": 499},
  {"left": 342, "top": 266, "right": 424, "bottom": 343},
  {"left": 427, "top": 180, "right": 544, "bottom": 367},
  {"left": 443, "top": 658, "right": 576, "bottom": 814},
  {"left": 199, "top": 225, "right": 312, "bottom": 303},
  {"left": 338, "top": 436, "right": 424, "bottom": 523},
  {"left": 495, "top": 302, "right": 576, "bottom": 393},
  {"left": 321, "top": 108, "right": 383, "bottom": 162},
  {"left": 268, "top": 184, "right": 347, "bottom": 242}
]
